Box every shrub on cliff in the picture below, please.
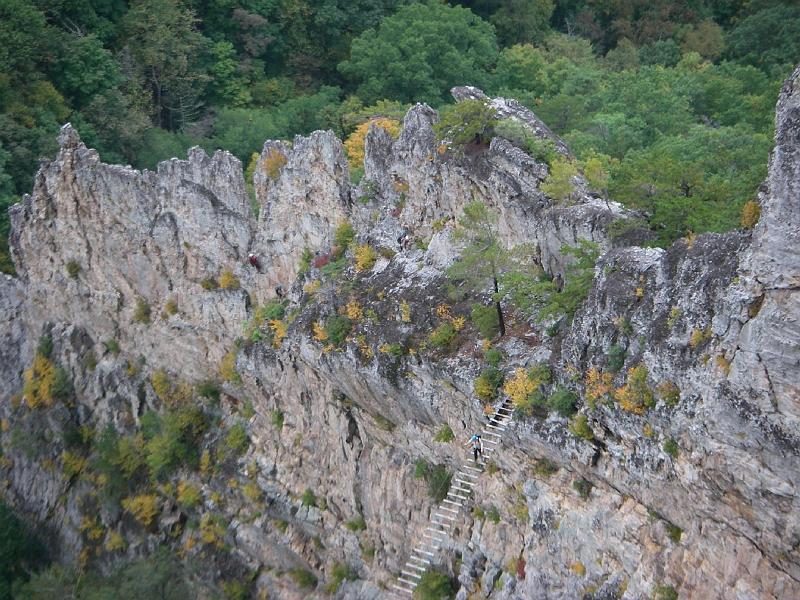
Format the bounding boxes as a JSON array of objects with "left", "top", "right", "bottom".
[
  {"left": 541, "top": 156, "right": 578, "bottom": 204},
  {"left": 141, "top": 407, "right": 207, "bottom": 479},
  {"left": 354, "top": 244, "right": 377, "bottom": 272},
  {"left": 740, "top": 200, "right": 760, "bottom": 228},
  {"left": 474, "top": 366, "right": 504, "bottom": 402},
  {"left": 343, "top": 118, "right": 400, "bottom": 169},
  {"left": 614, "top": 365, "right": 654, "bottom": 414},
  {"left": 133, "top": 298, "right": 151, "bottom": 324},
  {"left": 434, "top": 99, "right": 498, "bottom": 146},
  {"left": 332, "top": 221, "right": 355, "bottom": 258},
  {"left": 494, "top": 118, "right": 558, "bottom": 165},
  {"left": 262, "top": 148, "right": 287, "bottom": 180},
  {"left": 471, "top": 303, "right": 500, "bottom": 339},
  {"left": 219, "top": 269, "right": 240, "bottom": 290},
  {"left": 414, "top": 569, "right": 456, "bottom": 600},
  {"left": 22, "top": 354, "right": 70, "bottom": 408},
  {"left": 324, "top": 315, "right": 351, "bottom": 346},
  {"left": 121, "top": 494, "right": 160, "bottom": 528}
]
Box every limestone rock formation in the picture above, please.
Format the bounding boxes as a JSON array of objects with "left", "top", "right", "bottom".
[{"left": 0, "top": 70, "right": 799, "bottom": 600}]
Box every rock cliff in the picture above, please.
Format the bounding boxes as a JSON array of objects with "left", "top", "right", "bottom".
[{"left": 0, "top": 67, "right": 798, "bottom": 599}]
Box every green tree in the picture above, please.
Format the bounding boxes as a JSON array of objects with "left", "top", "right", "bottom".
[
  {"left": 638, "top": 39, "right": 681, "bottom": 67},
  {"left": 541, "top": 157, "right": 578, "bottom": 203},
  {"left": 434, "top": 100, "right": 498, "bottom": 146},
  {"left": 493, "top": 43, "right": 549, "bottom": 95},
  {"left": 490, "top": 0, "right": 554, "bottom": 46},
  {"left": 207, "top": 40, "right": 251, "bottom": 107},
  {"left": 414, "top": 568, "right": 456, "bottom": 600},
  {"left": 604, "top": 38, "right": 639, "bottom": 72},
  {"left": 725, "top": 4, "right": 800, "bottom": 74},
  {"left": 121, "top": 0, "right": 211, "bottom": 130},
  {"left": 51, "top": 34, "right": 119, "bottom": 108},
  {"left": 17, "top": 547, "right": 192, "bottom": 599},
  {"left": 0, "top": 502, "right": 47, "bottom": 598},
  {"left": 503, "top": 239, "right": 600, "bottom": 322},
  {"left": 447, "top": 202, "right": 527, "bottom": 337},
  {"left": 682, "top": 20, "right": 725, "bottom": 61},
  {"left": 339, "top": 1, "right": 498, "bottom": 104}
]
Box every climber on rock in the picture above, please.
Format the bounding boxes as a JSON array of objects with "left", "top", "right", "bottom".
[
  {"left": 248, "top": 253, "right": 260, "bottom": 270},
  {"left": 464, "top": 434, "right": 483, "bottom": 462}
]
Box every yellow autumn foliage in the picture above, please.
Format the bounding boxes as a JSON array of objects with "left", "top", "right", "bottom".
[
  {"left": 400, "top": 300, "right": 411, "bottom": 322},
  {"left": 343, "top": 118, "right": 401, "bottom": 168},
  {"left": 614, "top": 364, "right": 654, "bottom": 414},
  {"left": 740, "top": 200, "right": 760, "bottom": 229},
  {"left": 219, "top": 350, "right": 241, "bottom": 383},
  {"left": 354, "top": 244, "right": 378, "bottom": 272},
  {"left": 263, "top": 148, "right": 287, "bottom": 180},
  {"left": 23, "top": 354, "right": 57, "bottom": 408},
  {"left": 584, "top": 367, "right": 613, "bottom": 404},
  {"left": 345, "top": 299, "right": 363, "bottom": 321},
  {"left": 219, "top": 269, "right": 240, "bottom": 290},
  {"left": 504, "top": 368, "right": 538, "bottom": 406},
  {"left": 312, "top": 321, "right": 328, "bottom": 342},
  {"left": 303, "top": 279, "right": 321, "bottom": 294},
  {"left": 269, "top": 319, "right": 287, "bottom": 348},
  {"left": 121, "top": 494, "right": 160, "bottom": 527}
]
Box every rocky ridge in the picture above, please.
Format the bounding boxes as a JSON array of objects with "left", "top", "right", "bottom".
[{"left": 0, "top": 67, "right": 798, "bottom": 599}]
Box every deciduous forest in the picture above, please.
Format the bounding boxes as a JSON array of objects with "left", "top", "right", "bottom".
[{"left": 0, "top": 0, "right": 796, "bottom": 270}]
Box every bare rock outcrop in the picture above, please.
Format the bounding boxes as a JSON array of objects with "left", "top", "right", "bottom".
[
  {"left": 252, "top": 131, "right": 352, "bottom": 296},
  {"left": 9, "top": 125, "right": 253, "bottom": 381}
]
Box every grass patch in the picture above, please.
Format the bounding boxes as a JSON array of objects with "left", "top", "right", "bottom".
[
  {"left": 289, "top": 568, "right": 317, "bottom": 589},
  {"left": 433, "top": 424, "right": 454, "bottom": 443},
  {"left": 301, "top": 488, "right": 317, "bottom": 507},
  {"left": 573, "top": 478, "right": 593, "bottom": 500},
  {"left": 345, "top": 515, "right": 366, "bottom": 532}
]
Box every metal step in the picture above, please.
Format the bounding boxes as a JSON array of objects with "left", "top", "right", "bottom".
[
  {"left": 398, "top": 577, "right": 418, "bottom": 587},
  {"left": 405, "top": 562, "right": 426, "bottom": 572},
  {"left": 486, "top": 424, "right": 506, "bottom": 431},
  {"left": 401, "top": 570, "right": 422, "bottom": 580},
  {"left": 442, "top": 499, "right": 462, "bottom": 506},
  {"left": 391, "top": 584, "right": 414, "bottom": 595},
  {"left": 408, "top": 555, "right": 431, "bottom": 565},
  {"left": 438, "top": 505, "right": 459, "bottom": 514},
  {"left": 413, "top": 547, "right": 435, "bottom": 556}
]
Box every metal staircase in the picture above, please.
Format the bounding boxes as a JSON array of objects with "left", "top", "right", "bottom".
[{"left": 391, "top": 397, "right": 514, "bottom": 597}]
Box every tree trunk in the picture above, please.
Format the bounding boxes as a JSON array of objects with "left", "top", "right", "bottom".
[{"left": 493, "top": 275, "right": 506, "bottom": 337}]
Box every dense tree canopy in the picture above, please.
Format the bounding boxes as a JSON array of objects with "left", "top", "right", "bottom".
[
  {"left": 340, "top": 1, "right": 498, "bottom": 104},
  {"left": 0, "top": 0, "right": 795, "bottom": 264}
]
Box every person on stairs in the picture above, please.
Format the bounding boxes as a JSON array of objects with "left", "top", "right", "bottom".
[{"left": 465, "top": 434, "right": 483, "bottom": 462}]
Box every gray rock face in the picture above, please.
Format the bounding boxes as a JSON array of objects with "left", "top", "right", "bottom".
[
  {"left": 0, "top": 275, "right": 30, "bottom": 395},
  {"left": 252, "top": 131, "right": 352, "bottom": 297},
  {"left": 1, "top": 72, "right": 799, "bottom": 600},
  {"left": 728, "top": 65, "right": 800, "bottom": 428},
  {"left": 8, "top": 125, "right": 253, "bottom": 382}
]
